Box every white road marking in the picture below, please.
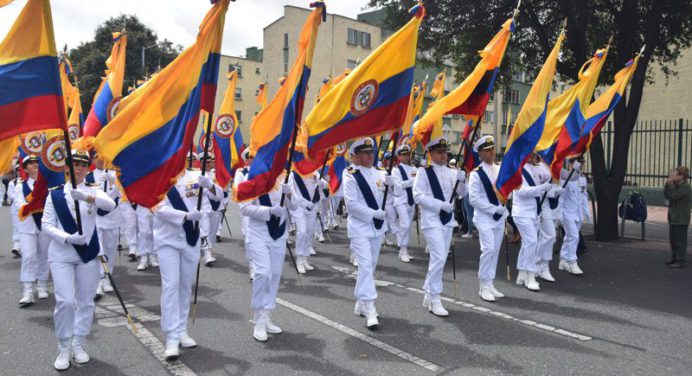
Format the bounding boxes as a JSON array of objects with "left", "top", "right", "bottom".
[
  {"left": 331, "top": 265, "right": 593, "bottom": 342},
  {"left": 96, "top": 295, "right": 199, "bottom": 376},
  {"left": 276, "top": 298, "right": 442, "bottom": 373}
]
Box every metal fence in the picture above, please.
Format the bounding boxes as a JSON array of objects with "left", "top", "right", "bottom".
[{"left": 588, "top": 118, "right": 692, "bottom": 187}]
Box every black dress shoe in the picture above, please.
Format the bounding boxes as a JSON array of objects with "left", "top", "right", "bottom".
[
  {"left": 11, "top": 249, "right": 21, "bottom": 258},
  {"left": 666, "top": 259, "right": 678, "bottom": 265},
  {"left": 670, "top": 261, "right": 687, "bottom": 269}
]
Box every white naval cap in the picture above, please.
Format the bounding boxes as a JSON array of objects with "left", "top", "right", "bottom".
[
  {"left": 21, "top": 154, "right": 39, "bottom": 167},
  {"left": 198, "top": 152, "right": 215, "bottom": 162},
  {"left": 425, "top": 137, "right": 450, "bottom": 151},
  {"left": 349, "top": 137, "right": 375, "bottom": 155},
  {"left": 395, "top": 144, "right": 411, "bottom": 155},
  {"left": 473, "top": 135, "right": 495, "bottom": 153},
  {"left": 241, "top": 148, "right": 252, "bottom": 161}
]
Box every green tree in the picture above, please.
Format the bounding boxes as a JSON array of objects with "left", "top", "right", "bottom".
[
  {"left": 67, "top": 15, "right": 182, "bottom": 114},
  {"left": 369, "top": 0, "right": 692, "bottom": 241}
]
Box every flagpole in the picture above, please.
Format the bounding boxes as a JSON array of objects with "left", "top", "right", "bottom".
[{"left": 279, "top": 121, "right": 305, "bottom": 285}]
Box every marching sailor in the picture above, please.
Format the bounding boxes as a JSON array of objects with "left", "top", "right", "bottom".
[
  {"left": 15, "top": 154, "right": 51, "bottom": 306},
  {"left": 239, "top": 177, "right": 295, "bottom": 341},
  {"left": 557, "top": 158, "right": 585, "bottom": 275},
  {"left": 512, "top": 153, "right": 552, "bottom": 291},
  {"left": 152, "top": 165, "right": 223, "bottom": 360},
  {"left": 119, "top": 192, "right": 139, "bottom": 261},
  {"left": 42, "top": 150, "right": 116, "bottom": 370},
  {"left": 90, "top": 153, "right": 121, "bottom": 297},
  {"left": 343, "top": 137, "right": 391, "bottom": 330},
  {"left": 381, "top": 153, "right": 398, "bottom": 248},
  {"left": 391, "top": 144, "right": 417, "bottom": 263},
  {"left": 288, "top": 169, "right": 326, "bottom": 273},
  {"left": 413, "top": 137, "right": 467, "bottom": 316},
  {"left": 8, "top": 162, "right": 22, "bottom": 257},
  {"left": 234, "top": 148, "right": 254, "bottom": 279},
  {"left": 468, "top": 136, "right": 509, "bottom": 302},
  {"left": 199, "top": 153, "right": 221, "bottom": 267},
  {"left": 136, "top": 201, "right": 157, "bottom": 271},
  {"left": 536, "top": 155, "right": 563, "bottom": 282}
]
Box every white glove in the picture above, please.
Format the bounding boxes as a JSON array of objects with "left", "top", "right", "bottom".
[
  {"left": 541, "top": 182, "right": 552, "bottom": 192},
  {"left": 440, "top": 201, "right": 454, "bottom": 213},
  {"left": 456, "top": 170, "right": 466, "bottom": 183},
  {"left": 70, "top": 189, "right": 89, "bottom": 202},
  {"left": 494, "top": 205, "right": 506, "bottom": 215},
  {"left": 66, "top": 233, "right": 87, "bottom": 245},
  {"left": 270, "top": 206, "right": 285, "bottom": 218},
  {"left": 198, "top": 175, "right": 214, "bottom": 189},
  {"left": 281, "top": 183, "right": 292, "bottom": 195},
  {"left": 384, "top": 175, "right": 393, "bottom": 186},
  {"left": 403, "top": 180, "right": 414, "bottom": 188},
  {"left": 305, "top": 201, "right": 315, "bottom": 211},
  {"left": 372, "top": 209, "right": 386, "bottom": 220},
  {"left": 573, "top": 161, "right": 582, "bottom": 171},
  {"left": 552, "top": 186, "right": 566, "bottom": 195},
  {"left": 318, "top": 180, "right": 328, "bottom": 189},
  {"left": 185, "top": 209, "right": 202, "bottom": 222}
]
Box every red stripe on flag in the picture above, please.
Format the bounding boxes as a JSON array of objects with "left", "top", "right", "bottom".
[{"left": 0, "top": 95, "right": 66, "bottom": 139}]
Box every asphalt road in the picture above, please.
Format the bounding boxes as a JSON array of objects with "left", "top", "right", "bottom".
[{"left": 1, "top": 203, "right": 691, "bottom": 376}]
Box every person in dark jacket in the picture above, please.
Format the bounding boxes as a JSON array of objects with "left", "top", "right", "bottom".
[{"left": 663, "top": 166, "right": 691, "bottom": 268}]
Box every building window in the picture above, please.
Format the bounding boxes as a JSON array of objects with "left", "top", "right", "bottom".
[
  {"left": 347, "top": 28, "right": 358, "bottom": 45},
  {"left": 484, "top": 111, "right": 494, "bottom": 123},
  {"left": 234, "top": 87, "right": 242, "bottom": 100},
  {"left": 361, "top": 32, "right": 371, "bottom": 48},
  {"left": 503, "top": 89, "right": 520, "bottom": 104},
  {"left": 235, "top": 111, "right": 242, "bottom": 123},
  {"left": 283, "top": 32, "right": 289, "bottom": 74},
  {"left": 283, "top": 33, "right": 289, "bottom": 49},
  {"left": 228, "top": 64, "right": 243, "bottom": 77},
  {"left": 347, "top": 59, "right": 358, "bottom": 69},
  {"left": 255, "top": 67, "right": 260, "bottom": 74}
]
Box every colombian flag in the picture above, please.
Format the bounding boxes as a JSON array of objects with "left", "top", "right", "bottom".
[
  {"left": 495, "top": 28, "right": 565, "bottom": 200},
  {"left": 213, "top": 71, "right": 242, "bottom": 189},
  {"left": 94, "top": 0, "right": 228, "bottom": 208},
  {"left": 235, "top": 2, "right": 325, "bottom": 201},
  {"left": 82, "top": 32, "right": 127, "bottom": 139},
  {"left": 550, "top": 56, "right": 640, "bottom": 179},
  {"left": 535, "top": 47, "right": 608, "bottom": 165},
  {"left": 304, "top": 4, "right": 424, "bottom": 159},
  {"left": 0, "top": 0, "right": 67, "bottom": 142},
  {"left": 401, "top": 81, "right": 426, "bottom": 142},
  {"left": 413, "top": 17, "right": 514, "bottom": 150},
  {"left": 328, "top": 144, "right": 347, "bottom": 194},
  {"left": 18, "top": 132, "right": 67, "bottom": 219}
]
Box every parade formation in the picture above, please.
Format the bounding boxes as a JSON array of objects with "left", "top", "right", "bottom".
[{"left": 0, "top": 0, "right": 675, "bottom": 373}]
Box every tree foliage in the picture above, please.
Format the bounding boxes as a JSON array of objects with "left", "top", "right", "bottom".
[
  {"left": 369, "top": 0, "right": 692, "bottom": 240},
  {"left": 67, "top": 15, "right": 182, "bottom": 114}
]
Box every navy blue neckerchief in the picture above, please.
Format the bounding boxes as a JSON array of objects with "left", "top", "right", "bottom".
[
  {"left": 424, "top": 166, "right": 452, "bottom": 225},
  {"left": 258, "top": 194, "right": 286, "bottom": 240},
  {"left": 85, "top": 172, "right": 95, "bottom": 184},
  {"left": 242, "top": 168, "right": 249, "bottom": 176},
  {"left": 397, "top": 165, "right": 415, "bottom": 206},
  {"left": 476, "top": 167, "right": 502, "bottom": 221},
  {"left": 22, "top": 181, "right": 43, "bottom": 230},
  {"left": 166, "top": 187, "right": 200, "bottom": 246},
  {"left": 521, "top": 168, "right": 542, "bottom": 215},
  {"left": 210, "top": 198, "right": 221, "bottom": 211},
  {"left": 292, "top": 171, "right": 317, "bottom": 206},
  {"left": 131, "top": 203, "right": 138, "bottom": 210},
  {"left": 50, "top": 186, "right": 100, "bottom": 263},
  {"left": 351, "top": 169, "right": 383, "bottom": 230},
  {"left": 548, "top": 196, "right": 560, "bottom": 210}
]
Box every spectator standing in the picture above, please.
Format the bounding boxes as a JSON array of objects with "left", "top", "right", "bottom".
[{"left": 664, "top": 166, "right": 691, "bottom": 268}]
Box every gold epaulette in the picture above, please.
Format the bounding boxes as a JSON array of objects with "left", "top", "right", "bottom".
[{"left": 473, "top": 166, "right": 481, "bottom": 172}]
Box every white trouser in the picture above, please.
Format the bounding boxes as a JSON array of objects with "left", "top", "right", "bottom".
[
  {"left": 19, "top": 232, "right": 50, "bottom": 283},
  {"left": 514, "top": 216, "right": 540, "bottom": 273},
  {"left": 350, "top": 236, "right": 383, "bottom": 301},
  {"left": 208, "top": 211, "right": 222, "bottom": 246},
  {"left": 241, "top": 215, "right": 249, "bottom": 238},
  {"left": 537, "top": 215, "right": 556, "bottom": 264},
  {"left": 385, "top": 203, "right": 398, "bottom": 235},
  {"left": 137, "top": 211, "right": 154, "bottom": 256},
  {"left": 248, "top": 235, "right": 286, "bottom": 311},
  {"left": 394, "top": 204, "right": 415, "bottom": 248},
  {"left": 328, "top": 196, "right": 340, "bottom": 226},
  {"left": 157, "top": 243, "right": 199, "bottom": 341},
  {"left": 98, "top": 227, "right": 119, "bottom": 277},
  {"left": 559, "top": 217, "right": 581, "bottom": 262},
  {"left": 422, "top": 225, "right": 454, "bottom": 298},
  {"left": 11, "top": 208, "right": 20, "bottom": 249},
  {"left": 476, "top": 221, "right": 505, "bottom": 285},
  {"left": 200, "top": 212, "right": 211, "bottom": 241},
  {"left": 50, "top": 259, "right": 100, "bottom": 342},
  {"left": 292, "top": 209, "right": 316, "bottom": 257},
  {"left": 120, "top": 204, "right": 138, "bottom": 251}
]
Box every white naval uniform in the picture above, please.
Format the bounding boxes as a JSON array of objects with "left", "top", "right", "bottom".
[
  {"left": 392, "top": 162, "right": 418, "bottom": 249},
  {"left": 14, "top": 178, "right": 50, "bottom": 285},
  {"left": 8, "top": 178, "right": 21, "bottom": 251},
  {"left": 288, "top": 171, "right": 323, "bottom": 258},
  {"left": 92, "top": 169, "right": 121, "bottom": 277},
  {"left": 512, "top": 165, "right": 545, "bottom": 274},
  {"left": 536, "top": 162, "right": 559, "bottom": 267},
  {"left": 234, "top": 168, "right": 250, "bottom": 237},
  {"left": 42, "top": 182, "right": 115, "bottom": 345},
  {"left": 328, "top": 181, "right": 343, "bottom": 228},
  {"left": 469, "top": 162, "right": 509, "bottom": 286},
  {"left": 199, "top": 171, "right": 220, "bottom": 249},
  {"left": 136, "top": 205, "right": 155, "bottom": 258},
  {"left": 343, "top": 165, "right": 387, "bottom": 303},
  {"left": 413, "top": 163, "right": 466, "bottom": 299},
  {"left": 239, "top": 186, "right": 295, "bottom": 312},
  {"left": 119, "top": 199, "right": 139, "bottom": 254},
  {"left": 153, "top": 169, "right": 222, "bottom": 342},
  {"left": 558, "top": 170, "right": 582, "bottom": 262}
]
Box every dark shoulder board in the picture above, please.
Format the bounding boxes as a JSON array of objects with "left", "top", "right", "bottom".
[{"left": 347, "top": 166, "right": 355, "bottom": 174}]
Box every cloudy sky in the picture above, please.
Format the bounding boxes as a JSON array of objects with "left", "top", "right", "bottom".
[{"left": 0, "top": 0, "right": 373, "bottom": 56}]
